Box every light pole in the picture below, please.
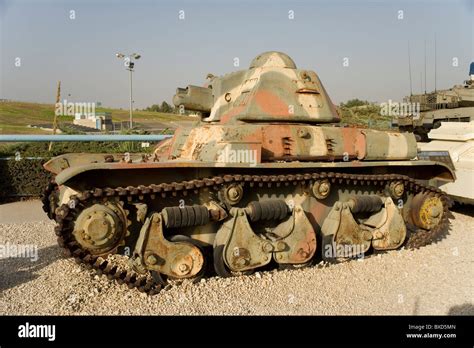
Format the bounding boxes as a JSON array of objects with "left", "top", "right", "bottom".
[{"left": 116, "top": 52, "right": 141, "bottom": 129}]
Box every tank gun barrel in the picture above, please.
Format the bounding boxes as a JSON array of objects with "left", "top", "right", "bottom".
[{"left": 172, "top": 85, "right": 213, "bottom": 113}]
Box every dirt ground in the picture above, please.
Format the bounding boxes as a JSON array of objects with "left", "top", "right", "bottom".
[{"left": 0, "top": 200, "right": 473, "bottom": 315}]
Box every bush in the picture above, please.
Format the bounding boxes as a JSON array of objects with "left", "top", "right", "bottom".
[
  {"left": 340, "top": 99, "right": 370, "bottom": 108},
  {"left": 0, "top": 135, "right": 160, "bottom": 197},
  {"left": 336, "top": 104, "right": 392, "bottom": 130},
  {"left": 145, "top": 101, "right": 174, "bottom": 113},
  {"left": 1, "top": 142, "right": 124, "bottom": 158},
  {"left": 0, "top": 158, "right": 52, "bottom": 197}
]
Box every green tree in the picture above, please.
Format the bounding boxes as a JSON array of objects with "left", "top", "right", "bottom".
[
  {"left": 145, "top": 104, "right": 161, "bottom": 112},
  {"left": 160, "top": 101, "right": 173, "bottom": 113},
  {"left": 144, "top": 101, "right": 174, "bottom": 113}
]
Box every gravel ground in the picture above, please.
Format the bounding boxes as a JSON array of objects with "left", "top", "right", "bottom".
[{"left": 0, "top": 201, "right": 473, "bottom": 315}]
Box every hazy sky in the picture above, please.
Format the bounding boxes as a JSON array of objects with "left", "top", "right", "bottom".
[{"left": 1, "top": 0, "right": 473, "bottom": 109}]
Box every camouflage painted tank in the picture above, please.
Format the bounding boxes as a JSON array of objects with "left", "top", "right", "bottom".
[
  {"left": 394, "top": 62, "right": 474, "bottom": 141},
  {"left": 43, "top": 52, "right": 455, "bottom": 294}
]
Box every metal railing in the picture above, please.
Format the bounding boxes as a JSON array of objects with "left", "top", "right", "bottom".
[{"left": 0, "top": 134, "right": 172, "bottom": 142}]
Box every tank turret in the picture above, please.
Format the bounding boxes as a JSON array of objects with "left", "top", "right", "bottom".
[{"left": 173, "top": 51, "right": 340, "bottom": 124}]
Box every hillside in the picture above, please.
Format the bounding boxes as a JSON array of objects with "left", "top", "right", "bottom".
[{"left": 0, "top": 101, "right": 192, "bottom": 134}]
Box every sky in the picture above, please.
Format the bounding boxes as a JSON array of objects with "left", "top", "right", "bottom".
[{"left": 0, "top": 0, "right": 473, "bottom": 109}]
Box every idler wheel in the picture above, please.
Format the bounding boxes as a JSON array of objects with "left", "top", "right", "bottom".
[
  {"left": 73, "top": 203, "right": 126, "bottom": 255},
  {"left": 411, "top": 193, "right": 444, "bottom": 230}
]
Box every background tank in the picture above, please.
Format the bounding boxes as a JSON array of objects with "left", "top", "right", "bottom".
[
  {"left": 394, "top": 62, "right": 474, "bottom": 141},
  {"left": 42, "top": 52, "right": 455, "bottom": 294},
  {"left": 418, "top": 121, "right": 474, "bottom": 204}
]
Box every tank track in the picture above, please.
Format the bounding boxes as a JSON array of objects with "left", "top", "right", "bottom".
[
  {"left": 52, "top": 171, "right": 451, "bottom": 295},
  {"left": 41, "top": 180, "right": 58, "bottom": 220}
]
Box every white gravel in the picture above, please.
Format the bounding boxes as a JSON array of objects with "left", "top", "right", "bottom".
[{"left": 0, "top": 201, "right": 473, "bottom": 315}]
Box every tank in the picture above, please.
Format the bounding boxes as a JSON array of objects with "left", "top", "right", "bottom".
[
  {"left": 417, "top": 121, "right": 474, "bottom": 204},
  {"left": 394, "top": 62, "right": 474, "bottom": 141},
  {"left": 42, "top": 52, "right": 455, "bottom": 294}
]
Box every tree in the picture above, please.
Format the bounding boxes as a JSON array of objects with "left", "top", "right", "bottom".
[
  {"left": 145, "top": 104, "right": 161, "bottom": 112},
  {"left": 145, "top": 101, "right": 174, "bottom": 113},
  {"left": 160, "top": 101, "right": 173, "bottom": 113}
]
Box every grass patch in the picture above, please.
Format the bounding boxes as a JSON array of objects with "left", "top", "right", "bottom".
[{"left": 0, "top": 124, "right": 51, "bottom": 134}]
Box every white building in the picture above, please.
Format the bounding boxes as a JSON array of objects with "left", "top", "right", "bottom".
[{"left": 73, "top": 112, "right": 112, "bottom": 131}]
